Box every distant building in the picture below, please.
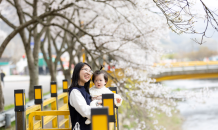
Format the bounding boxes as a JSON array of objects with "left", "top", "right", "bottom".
[
  {"left": 38, "top": 57, "right": 49, "bottom": 75},
  {"left": 16, "top": 57, "right": 28, "bottom": 75},
  {"left": 0, "top": 52, "right": 72, "bottom": 75},
  {"left": 0, "top": 57, "right": 11, "bottom": 75},
  {"left": 209, "top": 55, "right": 218, "bottom": 61}
]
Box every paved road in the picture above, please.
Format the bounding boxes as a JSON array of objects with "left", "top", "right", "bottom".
[{"left": 2, "top": 75, "right": 65, "bottom": 105}]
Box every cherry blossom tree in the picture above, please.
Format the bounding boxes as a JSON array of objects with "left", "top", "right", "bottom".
[
  {"left": 57, "top": 1, "right": 172, "bottom": 129},
  {"left": 31, "top": 1, "right": 173, "bottom": 128},
  {"left": 0, "top": 1, "right": 215, "bottom": 129},
  {"left": 0, "top": 0, "right": 77, "bottom": 100},
  {"left": 0, "top": 1, "right": 171, "bottom": 127},
  {"left": 153, "top": 0, "right": 218, "bottom": 44}
]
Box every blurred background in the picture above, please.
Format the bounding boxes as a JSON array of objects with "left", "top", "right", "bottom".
[{"left": 0, "top": 0, "right": 218, "bottom": 130}]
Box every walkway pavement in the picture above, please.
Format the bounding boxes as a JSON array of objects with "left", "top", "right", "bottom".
[
  {"left": 4, "top": 75, "right": 30, "bottom": 82},
  {"left": 2, "top": 75, "right": 65, "bottom": 105}
]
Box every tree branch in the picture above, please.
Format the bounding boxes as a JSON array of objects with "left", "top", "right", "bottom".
[
  {"left": 0, "top": 2, "right": 75, "bottom": 58},
  {"left": 0, "top": 14, "right": 17, "bottom": 29}
]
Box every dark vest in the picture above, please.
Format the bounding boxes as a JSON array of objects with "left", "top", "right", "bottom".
[{"left": 68, "top": 86, "right": 91, "bottom": 130}]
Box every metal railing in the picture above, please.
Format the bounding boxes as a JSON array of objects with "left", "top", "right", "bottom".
[
  {"left": 154, "top": 61, "right": 218, "bottom": 67},
  {"left": 1, "top": 79, "right": 121, "bottom": 130},
  {"left": 13, "top": 80, "right": 69, "bottom": 130},
  {"left": 0, "top": 89, "right": 64, "bottom": 128},
  {"left": 150, "top": 61, "right": 218, "bottom": 81}
]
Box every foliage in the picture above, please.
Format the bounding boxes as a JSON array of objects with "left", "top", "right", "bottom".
[
  {"left": 1, "top": 0, "right": 216, "bottom": 129},
  {"left": 3, "top": 104, "right": 14, "bottom": 111},
  {"left": 0, "top": 121, "right": 16, "bottom": 130},
  {"left": 162, "top": 54, "right": 177, "bottom": 60},
  {"left": 115, "top": 75, "right": 178, "bottom": 129},
  {"left": 182, "top": 46, "right": 218, "bottom": 60}
]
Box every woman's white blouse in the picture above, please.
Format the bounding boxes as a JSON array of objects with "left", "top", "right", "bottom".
[{"left": 69, "top": 89, "right": 95, "bottom": 119}]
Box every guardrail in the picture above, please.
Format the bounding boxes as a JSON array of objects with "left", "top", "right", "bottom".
[
  {"left": 154, "top": 61, "right": 218, "bottom": 67},
  {"left": 14, "top": 80, "right": 69, "bottom": 130},
  {"left": 0, "top": 81, "right": 67, "bottom": 128},
  {"left": 27, "top": 107, "right": 110, "bottom": 130},
  {"left": 1, "top": 80, "right": 120, "bottom": 130},
  {"left": 151, "top": 61, "right": 218, "bottom": 82}
]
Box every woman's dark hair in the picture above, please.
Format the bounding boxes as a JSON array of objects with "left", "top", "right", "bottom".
[
  {"left": 68, "top": 62, "right": 92, "bottom": 93},
  {"left": 92, "top": 69, "right": 108, "bottom": 83}
]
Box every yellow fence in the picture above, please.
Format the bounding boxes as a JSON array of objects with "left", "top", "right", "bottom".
[
  {"left": 14, "top": 79, "right": 120, "bottom": 130},
  {"left": 154, "top": 61, "right": 218, "bottom": 67},
  {"left": 28, "top": 111, "right": 70, "bottom": 130},
  {"left": 14, "top": 81, "right": 69, "bottom": 130},
  {"left": 153, "top": 61, "right": 218, "bottom": 82}
]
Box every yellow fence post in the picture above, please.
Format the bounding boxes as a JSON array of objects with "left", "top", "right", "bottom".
[
  {"left": 102, "top": 93, "right": 115, "bottom": 130},
  {"left": 14, "top": 89, "right": 26, "bottom": 130},
  {"left": 50, "top": 81, "right": 58, "bottom": 128},
  {"left": 34, "top": 85, "right": 43, "bottom": 128},
  {"left": 91, "top": 107, "right": 109, "bottom": 130},
  {"left": 63, "top": 79, "right": 68, "bottom": 92},
  {"left": 109, "top": 87, "right": 119, "bottom": 130},
  {"left": 63, "top": 79, "right": 69, "bottom": 128}
]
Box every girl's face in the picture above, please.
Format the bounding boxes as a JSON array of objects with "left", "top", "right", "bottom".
[
  {"left": 78, "top": 65, "right": 92, "bottom": 86},
  {"left": 94, "top": 74, "right": 106, "bottom": 89}
]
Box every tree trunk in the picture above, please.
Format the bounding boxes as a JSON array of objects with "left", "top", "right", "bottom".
[
  {"left": 60, "top": 58, "right": 71, "bottom": 84},
  {"left": 47, "top": 29, "right": 57, "bottom": 82},
  {"left": 64, "top": 70, "right": 71, "bottom": 85},
  {"left": 28, "top": 66, "right": 38, "bottom": 100},
  {"left": 50, "top": 69, "right": 57, "bottom": 82},
  {"left": 41, "top": 47, "right": 57, "bottom": 82},
  {"left": 0, "top": 79, "right": 4, "bottom": 112},
  {"left": 25, "top": 46, "right": 38, "bottom": 101}
]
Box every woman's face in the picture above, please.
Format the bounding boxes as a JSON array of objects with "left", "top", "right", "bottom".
[{"left": 78, "top": 65, "right": 92, "bottom": 86}]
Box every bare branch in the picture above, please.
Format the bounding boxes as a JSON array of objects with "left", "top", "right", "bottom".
[
  {"left": 153, "top": 0, "right": 218, "bottom": 44},
  {"left": 0, "top": 14, "right": 17, "bottom": 29},
  {"left": 0, "top": 2, "right": 75, "bottom": 58}
]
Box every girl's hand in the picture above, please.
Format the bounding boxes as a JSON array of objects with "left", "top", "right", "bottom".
[
  {"left": 116, "top": 98, "right": 121, "bottom": 103},
  {"left": 97, "top": 100, "right": 102, "bottom": 105}
]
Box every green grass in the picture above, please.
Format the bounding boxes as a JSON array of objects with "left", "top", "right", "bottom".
[
  {"left": 172, "top": 88, "right": 187, "bottom": 91},
  {"left": 152, "top": 110, "right": 183, "bottom": 130},
  {"left": 4, "top": 104, "right": 14, "bottom": 111},
  {"left": 0, "top": 121, "right": 15, "bottom": 130},
  {"left": 4, "top": 98, "right": 29, "bottom": 111}
]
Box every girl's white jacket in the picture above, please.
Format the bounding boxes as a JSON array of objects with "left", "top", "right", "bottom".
[{"left": 89, "top": 86, "right": 123, "bottom": 107}]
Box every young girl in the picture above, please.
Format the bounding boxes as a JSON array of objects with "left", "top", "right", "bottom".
[{"left": 85, "top": 69, "right": 123, "bottom": 124}]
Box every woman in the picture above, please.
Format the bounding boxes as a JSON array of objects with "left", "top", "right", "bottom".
[{"left": 68, "top": 62, "right": 95, "bottom": 130}]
